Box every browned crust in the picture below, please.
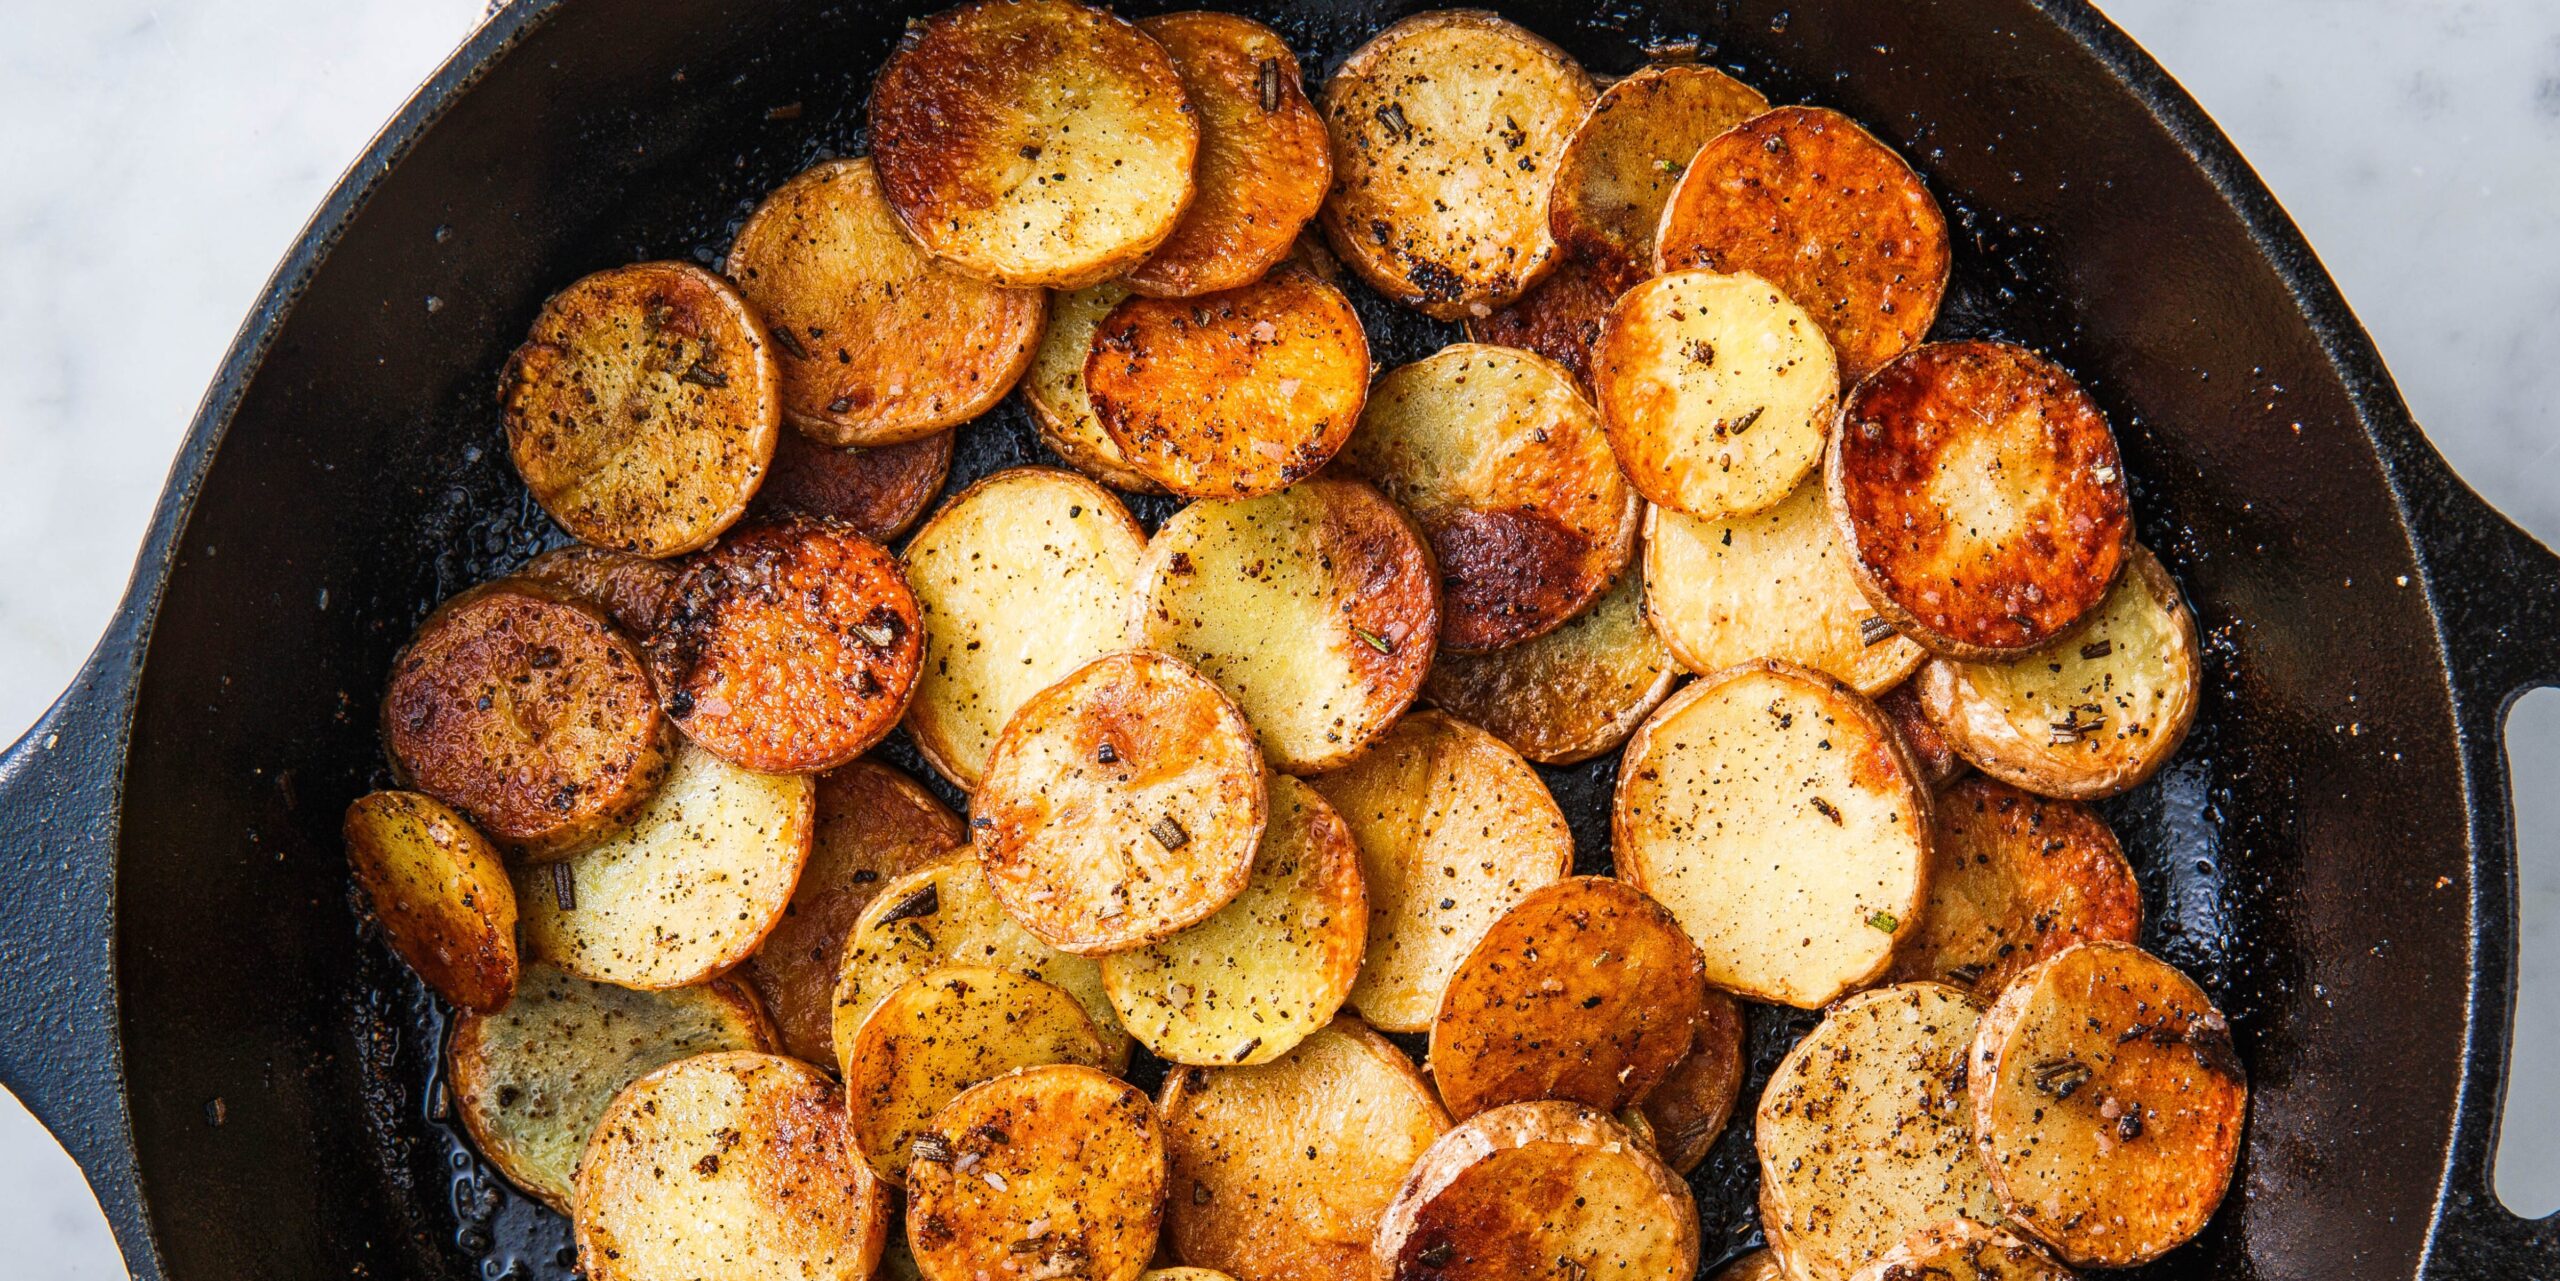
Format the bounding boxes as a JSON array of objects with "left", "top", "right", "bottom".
[
  {"left": 1026, "top": 282, "right": 1170, "bottom": 495},
  {"left": 1374, "top": 1100, "right": 1699, "bottom": 1281},
  {"left": 1126, "top": 13, "right": 1332, "bottom": 297},
  {"left": 1549, "top": 64, "right": 1770, "bottom": 275},
  {"left": 1639, "top": 990, "right": 1744, "bottom": 1175},
  {"left": 1421, "top": 558, "right": 1678, "bottom": 766},
  {"left": 749, "top": 426, "right": 953, "bottom": 542},
  {"left": 842, "top": 967, "right": 1115, "bottom": 1186},
  {"left": 516, "top": 545, "right": 680, "bottom": 638},
  {"left": 1874, "top": 677, "right": 1968, "bottom": 791},
  {"left": 343, "top": 791, "right": 518, "bottom": 1011},
  {"left": 1889, "top": 776, "right": 2141, "bottom": 998},
  {"left": 1462, "top": 256, "right": 1632, "bottom": 394},
  {"left": 1848, "top": 1219, "right": 2074, "bottom": 1281},
  {"left": 906, "top": 1065, "right": 1167, "bottom": 1281}
]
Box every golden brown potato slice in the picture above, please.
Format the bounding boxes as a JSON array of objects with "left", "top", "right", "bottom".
[
  {"left": 726, "top": 157, "right": 1044, "bottom": 446},
  {"left": 449, "top": 964, "right": 774, "bottom": 1211},
  {"left": 1335, "top": 344, "right": 1638, "bottom": 652},
  {"left": 1307, "top": 710, "right": 1571, "bottom": 1033},
  {"left": 1374, "top": 1100, "right": 1698, "bottom": 1281},
  {"left": 501, "top": 261, "right": 780, "bottom": 557},
  {"left": 903, "top": 469, "right": 1148, "bottom": 789},
  {"left": 343, "top": 791, "right": 516, "bottom": 1011},
  {"left": 750, "top": 427, "right": 953, "bottom": 542},
  {"left": 1889, "top": 777, "right": 2141, "bottom": 998},
  {"left": 1913, "top": 545, "right": 2200, "bottom": 799},
  {"left": 1548, "top": 64, "right": 1769, "bottom": 276},
  {"left": 1971, "top": 942, "right": 2245, "bottom": 1268},
  {"left": 1429, "top": 876, "right": 1704, "bottom": 1118},
  {"left": 1159, "top": 1017, "right": 1450, "bottom": 1281},
  {"left": 1145, "top": 1271, "right": 1238, "bottom": 1281},
  {"left": 1655, "top": 107, "right": 1948, "bottom": 384},
  {"left": 844, "top": 967, "right": 1116, "bottom": 1186},
  {"left": 1462, "top": 256, "right": 1627, "bottom": 394},
  {"left": 1638, "top": 989, "right": 1744, "bottom": 1176},
  {"left": 1126, "top": 13, "right": 1331, "bottom": 297},
  {"left": 1709, "top": 1251, "right": 1785, "bottom": 1281},
  {"left": 1422, "top": 557, "right": 1677, "bottom": 765},
  {"left": 1849, "top": 1220, "right": 2074, "bottom": 1281},
  {"left": 576, "top": 1051, "right": 890, "bottom": 1281},
  {"left": 906, "top": 1064, "right": 1166, "bottom": 1281},
  {"left": 1130, "top": 478, "right": 1438, "bottom": 773},
  {"left": 1875, "top": 678, "right": 1968, "bottom": 791},
  {"left": 1025, "top": 282, "right": 1165, "bottom": 494},
  {"left": 1614, "top": 659, "right": 1930, "bottom": 1008},
  {"left": 870, "top": 0, "right": 1197, "bottom": 289},
  {"left": 516, "top": 545, "right": 680, "bottom": 638},
  {"left": 1320, "top": 11, "right": 1595, "bottom": 319}
]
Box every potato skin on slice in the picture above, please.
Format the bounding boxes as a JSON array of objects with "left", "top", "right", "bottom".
[
  {"left": 1374, "top": 1100, "right": 1698, "bottom": 1281},
  {"left": 906, "top": 1065, "right": 1167, "bottom": 1281},
  {"left": 1849, "top": 1219, "right": 2074, "bottom": 1281},
  {"left": 750, "top": 426, "right": 953, "bottom": 542},
  {"left": 1027, "top": 283, "right": 1165, "bottom": 493},
  {"left": 1889, "top": 777, "right": 2141, "bottom": 998},
  {"left": 1643, "top": 482, "right": 1926, "bottom": 695},
  {"left": 1708, "top": 1251, "right": 1785, "bottom": 1281},
  {"left": 343, "top": 790, "right": 517, "bottom": 1011},
  {"left": 516, "top": 545, "right": 680, "bottom": 638},
  {"left": 1875, "top": 678, "right": 1967, "bottom": 791},
  {"left": 1549, "top": 64, "right": 1769, "bottom": 276},
  {"left": 1638, "top": 989, "right": 1745, "bottom": 1175},
  {"left": 1463, "top": 256, "right": 1628, "bottom": 394},
  {"left": 1125, "top": 13, "right": 1331, "bottom": 298},
  {"left": 1423, "top": 558, "right": 1677, "bottom": 766},
  {"left": 844, "top": 967, "right": 1115, "bottom": 1186}
]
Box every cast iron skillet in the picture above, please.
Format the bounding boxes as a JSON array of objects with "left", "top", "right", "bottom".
[{"left": 0, "top": 0, "right": 2554, "bottom": 1276}]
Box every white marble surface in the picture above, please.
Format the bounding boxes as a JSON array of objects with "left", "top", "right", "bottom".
[{"left": 0, "top": 0, "right": 2552, "bottom": 1273}]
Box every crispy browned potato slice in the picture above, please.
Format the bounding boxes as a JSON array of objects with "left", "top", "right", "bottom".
[
  {"left": 1708, "top": 1251, "right": 1785, "bottom": 1281},
  {"left": 502, "top": 261, "right": 780, "bottom": 557},
  {"left": 1160, "top": 1017, "right": 1450, "bottom": 1281},
  {"left": 1027, "top": 282, "right": 1166, "bottom": 493},
  {"left": 844, "top": 967, "right": 1116, "bottom": 1186},
  {"left": 577, "top": 1051, "right": 891, "bottom": 1281},
  {"left": 1375, "top": 1100, "right": 1698, "bottom": 1281},
  {"left": 382, "top": 581, "right": 671, "bottom": 860},
  {"left": 343, "top": 791, "right": 516, "bottom": 1011},
  {"left": 1422, "top": 557, "right": 1677, "bottom": 765},
  {"left": 1130, "top": 478, "right": 1439, "bottom": 773},
  {"left": 1889, "top": 777, "right": 2141, "bottom": 998},
  {"left": 1850, "top": 1220, "right": 2074, "bottom": 1281},
  {"left": 750, "top": 427, "right": 953, "bottom": 542},
  {"left": 906, "top": 1064, "right": 1166, "bottom": 1281},
  {"left": 1319, "top": 12, "right": 1595, "bottom": 319},
  {"left": 726, "top": 157, "right": 1044, "bottom": 445},
  {"left": 1639, "top": 990, "right": 1744, "bottom": 1176},
  {"left": 1914, "top": 545, "right": 2200, "bottom": 799},
  {"left": 1655, "top": 107, "right": 1948, "bottom": 384},
  {"left": 1335, "top": 344, "right": 1637, "bottom": 652},
  {"left": 1614, "top": 659, "right": 1931, "bottom": 1008},
  {"left": 1145, "top": 1271, "right": 1238, "bottom": 1281},
  {"left": 1971, "top": 942, "right": 2245, "bottom": 1268},
  {"left": 1462, "top": 256, "right": 1628, "bottom": 393},
  {"left": 746, "top": 760, "right": 966, "bottom": 1063},
  {"left": 1125, "top": 13, "right": 1331, "bottom": 297},
  {"left": 449, "top": 964, "right": 774, "bottom": 1211},
  {"left": 1875, "top": 678, "right": 1967, "bottom": 791},
  {"left": 871, "top": 0, "right": 1197, "bottom": 289},
  {"left": 1308, "top": 710, "right": 1571, "bottom": 1033},
  {"left": 650, "top": 519, "right": 923, "bottom": 773},
  {"left": 517, "top": 545, "right": 680, "bottom": 637},
  {"left": 1549, "top": 65, "right": 1769, "bottom": 275}
]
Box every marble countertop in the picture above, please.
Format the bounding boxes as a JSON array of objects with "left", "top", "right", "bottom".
[{"left": 0, "top": 0, "right": 2552, "bottom": 1273}]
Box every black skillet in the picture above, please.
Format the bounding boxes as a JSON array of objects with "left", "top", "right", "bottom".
[{"left": 0, "top": 0, "right": 2554, "bottom": 1276}]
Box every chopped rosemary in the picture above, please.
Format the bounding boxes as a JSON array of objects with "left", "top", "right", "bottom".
[
  {"left": 1858, "top": 615, "right": 1896, "bottom": 646},
  {"left": 1354, "top": 627, "right": 1394, "bottom": 654},
  {"left": 852, "top": 619, "right": 898, "bottom": 647},
  {"left": 679, "top": 360, "right": 728, "bottom": 388},
  {"left": 1150, "top": 814, "right": 1191, "bottom": 852},
  {"left": 1258, "top": 58, "right": 1283, "bottom": 113},
  {"left": 1096, "top": 741, "right": 1119, "bottom": 765},
  {"left": 551, "top": 862, "right": 577, "bottom": 911},
  {"left": 1810, "top": 796, "right": 1843, "bottom": 825},
  {"left": 910, "top": 1133, "right": 955, "bottom": 1165},
  {"left": 2030, "top": 1056, "right": 2093, "bottom": 1100},
  {"left": 2080, "top": 638, "right": 2114, "bottom": 660},
  {"left": 770, "top": 327, "right": 810, "bottom": 360},
  {"left": 877, "top": 882, "right": 940, "bottom": 926},
  {"left": 1866, "top": 910, "right": 1898, "bottom": 933},
  {"left": 1377, "top": 101, "right": 1410, "bottom": 139}
]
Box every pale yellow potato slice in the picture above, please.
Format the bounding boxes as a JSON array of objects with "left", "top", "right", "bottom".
[
  {"left": 1025, "top": 282, "right": 1165, "bottom": 493},
  {"left": 1374, "top": 1100, "right": 1698, "bottom": 1281},
  {"left": 1548, "top": 64, "right": 1770, "bottom": 275},
  {"left": 1422, "top": 554, "right": 1678, "bottom": 765},
  {"left": 343, "top": 790, "right": 516, "bottom": 1011},
  {"left": 842, "top": 966, "right": 1115, "bottom": 1186},
  {"left": 905, "top": 1065, "right": 1166, "bottom": 1281}
]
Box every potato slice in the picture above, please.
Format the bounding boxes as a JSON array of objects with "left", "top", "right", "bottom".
[
  {"left": 1757, "top": 983, "right": 2002, "bottom": 1281},
  {"left": 1889, "top": 777, "right": 2141, "bottom": 998},
  {"left": 1319, "top": 12, "right": 1595, "bottom": 319},
  {"left": 1548, "top": 64, "right": 1769, "bottom": 276},
  {"left": 1462, "top": 256, "right": 1626, "bottom": 394},
  {"left": 650, "top": 519, "right": 923, "bottom": 773},
  {"left": 1146, "top": 1271, "right": 1237, "bottom": 1281},
  {"left": 726, "top": 157, "right": 1044, "bottom": 445},
  {"left": 1913, "top": 545, "right": 2200, "bottom": 799},
  {"left": 1159, "top": 1017, "right": 1451, "bottom": 1281},
  {"left": 518, "top": 740, "right": 815, "bottom": 990},
  {"left": 1876, "top": 678, "right": 1967, "bottom": 790},
  {"left": 1429, "top": 877, "right": 1703, "bottom": 1118},
  {"left": 1308, "top": 710, "right": 1571, "bottom": 1033},
  {"left": 1422, "top": 557, "right": 1676, "bottom": 765},
  {"left": 1374, "top": 1100, "right": 1698, "bottom": 1281},
  {"left": 1025, "top": 282, "right": 1165, "bottom": 494},
  {"left": 501, "top": 261, "right": 780, "bottom": 557},
  {"left": 751, "top": 427, "right": 953, "bottom": 542},
  {"left": 1335, "top": 344, "right": 1638, "bottom": 652},
  {"left": 1087, "top": 268, "right": 1369, "bottom": 500},
  {"left": 1614, "top": 659, "right": 1930, "bottom": 1007},
  {"left": 1130, "top": 478, "right": 1438, "bottom": 773},
  {"left": 449, "top": 964, "right": 774, "bottom": 1211},
  {"left": 1125, "top": 13, "right": 1331, "bottom": 297},
  {"left": 381, "top": 581, "right": 671, "bottom": 860},
  {"left": 1642, "top": 481, "right": 1926, "bottom": 695},
  {"left": 1100, "top": 774, "right": 1365, "bottom": 1065},
  {"left": 870, "top": 0, "right": 1197, "bottom": 289},
  {"left": 516, "top": 545, "right": 679, "bottom": 637},
  {"left": 747, "top": 760, "right": 967, "bottom": 1063},
  {"left": 1638, "top": 989, "right": 1744, "bottom": 1175},
  {"left": 903, "top": 469, "right": 1148, "bottom": 789},
  {"left": 1655, "top": 107, "right": 1948, "bottom": 384},
  {"left": 576, "top": 1051, "right": 891, "bottom": 1281},
  {"left": 906, "top": 1064, "right": 1166, "bottom": 1281},
  {"left": 1970, "top": 942, "right": 2245, "bottom": 1268},
  {"left": 1596, "top": 270, "right": 1838, "bottom": 521},
  {"left": 343, "top": 791, "right": 516, "bottom": 1011},
  {"left": 1709, "top": 1251, "right": 1784, "bottom": 1281},
  {"left": 1849, "top": 1220, "right": 2074, "bottom": 1281},
  {"left": 844, "top": 967, "right": 1116, "bottom": 1186}
]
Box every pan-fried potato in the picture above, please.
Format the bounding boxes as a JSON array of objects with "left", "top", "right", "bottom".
[
  {"left": 1655, "top": 107, "right": 1948, "bottom": 384},
  {"left": 501, "top": 261, "right": 780, "bottom": 557},
  {"left": 976, "top": 650, "right": 1268, "bottom": 954},
  {"left": 1374, "top": 1100, "right": 1698, "bottom": 1281},
  {"left": 843, "top": 967, "right": 1116, "bottom": 1185},
  {"left": 1429, "top": 876, "right": 1704, "bottom": 1118},
  {"left": 517, "top": 545, "right": 680, "bottom": 637},
  {"left": 1614, "top": 659, "right": 1930, "bottom": 1008},
  {"left": 1125, "top": 13, "right": 1331, "bottom": 297},
  {"left": 1849, "top": 1220, "right": 2074, "bottom": 1281},
  {"left": 905, "top": 1064, "right": 1166, "bottom": 1281},
  {"left": 1335, "top": 344, "right": 1638, "bottom": 652},
  {"left": 1100, "top": 774, "right": 1366, "bottom": 1065},
  {"left": 1595, "top": 270, "right": 1838, "bottom": 521},
  {"left": 751, "top": 427, "right": 953, "bottom": 542},
  {"left": 576, "top": 1051, "right": 890, "bottom": 1281},
  {"left": 1025, "top": 283, "right": 1165, "bottom": 494},
  {"left": 343, "top": 791, "right": 516, "bottom": 1011},
  {"left": 726, "top": 157, "right": 1044, "bottom": 445},
  {"left": 1876, "top": 678, "right": 1967, "bottom": 791},
  {"left": 1307, "top": 710, "right": 1571, "bottom": 1033},
  {"left": 1548, "top": 64, "right": 1769, "bottom": 275},
  {"left": 1642, "top": 481, "right": 1926, "bottom": 695},
  {"left": 1146, "top": 1271, "right": 1238, "bottom": 1281},
  {"left": 1130, "top": 478, "right": 1438, "bottom": 773},
  {"left": 1638, "top": 989, "right": 1744, "bottom": 1175},
  {"left": 518, "top": 740, "right": 814, "bottom": 990},
  {"left": 448, "top": 964, "right": 775, "bottom": 1211},
  {"left": 903, "top": 469, "right": 1148, "bottom": 789},
  {"left": 1319, "top": 11, "right": 1595, "bottom": 319},
  {"left": 1757, "top": 983, "right": 2002, "bottom": 1281},
  {"left": 1970, "top": 942, "right": 2245, "bottom": 1268},
  {"left": 1422, "top": 557, "right": 1677, "bottom": 765},
  {"left": 1087, "top": 268, "right": 1369, "bottom": 499},
  {"left": 1463, "top": 256, "right": 1627, "bottom": 393},
  {"left": 1709, "top": 1251, "right": 1784, "bottom": 1281},
  {"left": 1889, "top": 777, "right": 2140, "bottom": 998},
  {"left": 1159, "top": 1017, "right": 1451, "bottom": 1281},
  {"left": 1914, "top": 545, "right": 2200, "bottom": 799},
  {"left": 870, "top": 0, "right": 1198, "bottom": 289}
]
